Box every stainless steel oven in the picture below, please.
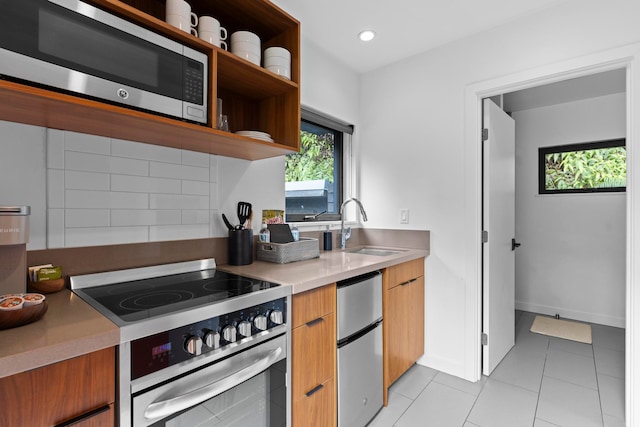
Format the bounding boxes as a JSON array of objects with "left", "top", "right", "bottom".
[{"left": 70, "top": 259, "right": 290, "bottom": 427}]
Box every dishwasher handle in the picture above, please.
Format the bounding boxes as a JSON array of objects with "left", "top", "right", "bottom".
[
  {"left": 336, "top": 270, "right": 381, "bottom": 289},
  {"left": 337, "top": 319, "right": 382, "bottom": 348}
]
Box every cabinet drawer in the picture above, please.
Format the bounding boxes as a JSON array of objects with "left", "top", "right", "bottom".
[
  {"left": 292, "top": 312, "right": 336, "bottom": 400},
  {"left": 0, "top": 347, "right": 115, "bottom": 427},
  {"left": 292, "top": 377, "right": 336, "bottom": 427},
  {"left": 292, "top": 283, "right": 336, "bottom": 328},
  {"left": 384, "top": 258, "right": 424, "bottom": 290}
]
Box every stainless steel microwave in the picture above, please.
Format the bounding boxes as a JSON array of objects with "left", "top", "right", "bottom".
[{"left": 0, "top": 0, "right": 208, "bottom": 124}]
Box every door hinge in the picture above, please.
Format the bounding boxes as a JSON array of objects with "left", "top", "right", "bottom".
[
  {"left": 481, "top": 333, "right": 488, "bottom": 346},
  {"left": 482, "top": 128, "right": 489, "bottom": 141},
  {"left": 482, "top": 230, "right": 488, "bottom": 243}
]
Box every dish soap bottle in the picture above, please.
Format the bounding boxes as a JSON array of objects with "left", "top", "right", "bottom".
[
  {"left": 259, "top": 223, "right": 270, "bottom": 243},
  {"left": 291, "top": 225, "right": 299, "bottom": 241}
]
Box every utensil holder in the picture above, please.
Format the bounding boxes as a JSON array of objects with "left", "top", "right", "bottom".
[{"left": 228, "top": 229, "right": 253, "bottom": 265}]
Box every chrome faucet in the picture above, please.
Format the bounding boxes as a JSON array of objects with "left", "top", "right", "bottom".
[{"left": 339, "top": 197, "right": 368, "bottom": 249}]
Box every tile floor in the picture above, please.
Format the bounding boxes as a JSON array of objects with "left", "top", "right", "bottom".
[{"left": 369, "top": 311, "right": 626, "bottom": 427}]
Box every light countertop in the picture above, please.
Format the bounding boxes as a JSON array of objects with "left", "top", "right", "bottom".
[
  {"left": 0, "top": 289, "right": 119, "bottom": 379},
  {"left": 220, "top": 246, "right": 428, "bottom": 294}
]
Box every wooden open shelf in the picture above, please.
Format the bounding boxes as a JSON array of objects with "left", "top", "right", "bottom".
[{"left": 0, "top": 0, "right": 300, "bottom": 161}]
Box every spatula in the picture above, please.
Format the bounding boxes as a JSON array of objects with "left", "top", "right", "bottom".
[{"left": 236, "top": 201, "right": 252, "bottom": 229}]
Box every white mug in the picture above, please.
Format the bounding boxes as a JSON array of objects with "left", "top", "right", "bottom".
[
  {"left": 166, "top": 14, "right": 198, "bottom": 35},
  {"left": 166, "top": 0, "right": 197, "bottom": 30},
  {"left": 198, "top": 16, "right": 228, "bottom": 48}
]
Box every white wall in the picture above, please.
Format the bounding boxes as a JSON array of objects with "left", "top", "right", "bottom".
[
  {"left": 358, "top": 0, "right": 640, "bottom": 377},
  {"left": 513, "top": 93, "right": 626, "bottom": 328}
]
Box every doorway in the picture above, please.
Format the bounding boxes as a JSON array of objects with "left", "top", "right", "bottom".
[
  {"left": 463, "top": 45, "right": 640, "bottom": 425},
  {"left": 482, "top": 69, "right": 627, "bottom": 376}
]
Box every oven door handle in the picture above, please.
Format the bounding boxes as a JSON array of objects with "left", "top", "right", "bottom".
[{"left": 143, "top": 346, "right": 283, "bottom": 421}]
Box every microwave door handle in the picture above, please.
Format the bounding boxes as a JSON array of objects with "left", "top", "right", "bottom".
[{"left": 143, "top": 346, "right": 283, "bottom": 422}]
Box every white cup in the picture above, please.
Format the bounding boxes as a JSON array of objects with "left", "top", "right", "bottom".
[
  {"left": 166, "top": 14, "right": 198, "bottom": 35},
  {"left": 233, "top": 51, "right": 260, "bottom": 66},
  {"left": 231, "top": 41, "right": 261, "bottom": 55},
  {"left": 166, "top": 0, "right": 197, "bottom": 31},
  {"left": 230, "top": 31, "right": 260, "bottom": 45},
  {"left": 264, "top": 47, "right": 290, "bottom": 60},
  {"left": 266, "top": 65, "right": 291, "bottom": 80},
  {"left": 198, "top": 16, "right": 228, "bottom": 48}
]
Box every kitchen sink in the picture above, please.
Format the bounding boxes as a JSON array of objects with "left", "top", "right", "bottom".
[{"left": 346, "top": 247, "right": 406, "bottom": 256}]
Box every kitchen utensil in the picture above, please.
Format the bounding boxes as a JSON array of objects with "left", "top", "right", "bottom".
[
  {"left": 221, "top": 213, "right": 235, "bottom": 231},
  {"left": 237, "top": 202, "right": 252, "bottom": 229}
]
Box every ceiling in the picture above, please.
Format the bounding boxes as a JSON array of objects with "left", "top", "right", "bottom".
[
  {"left": 502, "top": 68, "right": 627, "bottom": 112},
  {"left": 272, "top": 0, "right": 570, "bottom": 74}
]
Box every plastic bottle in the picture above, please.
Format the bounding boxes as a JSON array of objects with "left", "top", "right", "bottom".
[
  {"left": 259, "top": 223, "right": 270, "bottom": 243},
  {"left": 291, "top": 225, "right": 300, "bottom": 241}
]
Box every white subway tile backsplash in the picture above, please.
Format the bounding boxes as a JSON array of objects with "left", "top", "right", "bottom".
[
  {"left": 65, "top": 209, "right": 110, "bottom": 228},
  {"left": 65, "top": 170, "right": 110, "bottom": 191},
  {"left": 112, "top": 139, "right": 181, "bottom": 164},
  {"left": 182, "top": 150, "right": 210, "bottom": 167},
  {"left": 150, "top": 162, "right": 209, "bottom": 182},
  {"left": 47, "top": 169, "right": 65, "bottom": 209},
  {"left": 64, "top": 131, "right": 110, "bottom": 155},
  {"left": 46, "top": 129, "right": 65, "bottom": 169},
  {"left": 182, "top": 180, "right": 210, "bottom": 196},
  {"left": 149, "top": 224, "right": 210, "bottom": 242},
  {"left": 150, "top": 194, "right": 209, "bottom": 210},
  {"left": 66, "top": 190, "right": 149, "bottom": 209},
  {"left": 111, "top": 174, "right": 181, "bottom": 194},
  {"left": 46, "top": 135, "right": 225, "bottom": 248},
  {"left": 65, "top": 226, "right": 148, "bottom": 247},
  {"left": 182, "top": 210, "right": 210, "bottom": 224},
  {"left": 111, "top": 209, "right": 181, "bottom": 226},
  {"left": 209, "top": 155, "right": 218, "bottom": 183},
  {"left": 47, "top": 208, "right": 65, "bottom": 248},
  {"left": 66, "top": 151, "right": 150, "bottom": 176}
]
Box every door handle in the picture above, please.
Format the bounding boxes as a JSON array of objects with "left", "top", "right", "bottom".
[{"left": 511, "top": 238, "right": 521, "bottom": 251}]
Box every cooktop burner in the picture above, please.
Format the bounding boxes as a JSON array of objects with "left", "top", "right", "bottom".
[{"left": 79, "top": 269, "right": 279, "bottom": 322}]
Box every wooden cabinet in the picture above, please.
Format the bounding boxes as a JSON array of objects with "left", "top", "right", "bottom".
[
  {"left": 0, "top": 0, "right": 300, "bottom": 161},
  {"left": 0, "top": 347, "right": 116, "bottom": 427},
  {"left": 291, "top": 283, "right": 336, "bottom": 427},
  {"left": 382, "top": 258, "right": 425, "bottom": 406}
]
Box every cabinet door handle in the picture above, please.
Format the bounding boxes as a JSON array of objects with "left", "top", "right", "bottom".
[
  {"left": 55, "top": 404, "right": 111, "bottom": 426},
  {"left": 305, "top": 383, "right": 324, "bottom": 397},
  {"left": 306, "top": 317, "right": 324, "bottom": 327},
  {"left": 400, "top": 278, "right": 416, "bottom": 286}
]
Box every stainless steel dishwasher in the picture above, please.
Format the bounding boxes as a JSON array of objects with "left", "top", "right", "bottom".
[{"left": 337, "top": 270, "right": 383, "bottom": 427}]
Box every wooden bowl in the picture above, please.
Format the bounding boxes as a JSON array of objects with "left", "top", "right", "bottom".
[
  {"left": 27, "top": 278, "right": 65, "bottom": 294},
  {"left": 0, "top": 301, "right": 48, "bottom": 330}
]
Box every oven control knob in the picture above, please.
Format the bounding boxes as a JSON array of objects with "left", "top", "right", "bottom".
[
  {"left": 238, "top": 320, "right": 252, "bottom": 337},
  {"left": 269, "top": 310, "right": 284, "bottom": 325},
  {"left": 184, "top": 336, "right": 203, "bottom": 356},
  {"left": 222, "top": 325, "right": 237, "bottom": 343},
  {"left": 253, "top": 314, "right": 268, "bottom": 331},
  {"left": 203, "top": 330, "right": 220, "bottom": 349}
]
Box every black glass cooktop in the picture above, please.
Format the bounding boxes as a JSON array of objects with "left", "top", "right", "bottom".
[{"left": 79, "top": 269, "right": 279, "bottom": 322}]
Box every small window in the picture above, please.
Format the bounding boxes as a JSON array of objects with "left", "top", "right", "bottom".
[
  {"left": 539, "top": 139, "right": 626, "bottom": 194},
  {"left": 285, "top": 119, "right": 344, "bottom": 222}
]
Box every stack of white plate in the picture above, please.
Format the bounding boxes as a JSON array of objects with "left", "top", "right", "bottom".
[
  {"left": 264, "top": 47, "right": 291, "bottom": 80},
  {"left": 236, "top": 130, "right": 274, "bottom": 142},
  {"left": 231, "top": 31, "right": 261, "bottom": 66}
]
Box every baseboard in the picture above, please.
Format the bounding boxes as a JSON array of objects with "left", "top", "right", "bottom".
[{"left": 515, "top": 300, "right": 625, "bottom": 328}]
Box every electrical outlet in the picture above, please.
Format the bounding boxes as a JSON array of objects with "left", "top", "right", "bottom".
[{"left": 400, "top": 209, "right": 409, "bottom": 224}]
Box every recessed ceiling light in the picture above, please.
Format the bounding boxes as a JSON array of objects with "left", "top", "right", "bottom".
[{"left": 358, "top": 30, "right": 376, "bottom": 42}]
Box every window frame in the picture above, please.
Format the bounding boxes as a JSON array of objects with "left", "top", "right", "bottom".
[
  {"left": 538, "top": 138, "right": 626, "bottom": 195},
  {"left": 285, "top": 112, "right": 352, "bottom": 223}
]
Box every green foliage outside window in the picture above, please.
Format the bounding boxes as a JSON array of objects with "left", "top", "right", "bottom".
[
  {"left": 285, "top": 130, "right": 335, "bottom": 183},
  {"left": 544, "top": 146, "right": 626, "bottom": 190}
]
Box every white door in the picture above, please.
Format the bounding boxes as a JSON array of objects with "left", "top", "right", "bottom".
[{"left": 482, "top": 98, "right": 516, "bottom": 376}]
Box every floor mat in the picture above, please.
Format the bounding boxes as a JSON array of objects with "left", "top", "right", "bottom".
[{"left": 530, "top": 315, "right": 592, "bottom": 344}]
